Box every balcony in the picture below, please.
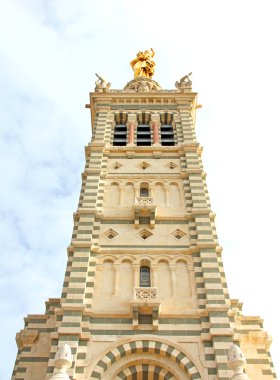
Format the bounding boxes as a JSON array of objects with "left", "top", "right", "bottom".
[
  {"left": 131, "top": 287, "right": 161, "bottom": 330},
  {"left": 134, "top": 287, "right": 158, "bottom": 301},
  {"left": 133, "top": 197, "right": 157, "bottom": 228}
]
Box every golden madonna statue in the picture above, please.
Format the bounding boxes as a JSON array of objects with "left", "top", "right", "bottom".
[{"left": 130, "top": 48, "right": 155, "bottom": 79}]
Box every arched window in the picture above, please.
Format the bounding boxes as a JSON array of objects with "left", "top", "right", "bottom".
[
  {"left": 140, "top": 187, "right": 149, "bottom": 197},
  {"left": 160, "top": 113, "right": 175, "bottom": 146},
  {"left": 113, "top": 113, "right": 128, "bottom": 146},
  {"left": 113, "top": 123, "right": 127, "bottom": 146},
  {"left": 137, "top": 124, "right": 151, "bottom": 146},
  {"left": 137, "top": 113, "right": 151, "bottom": 146},
  {"left": 140, "top": 266, "right": 151, "bottom": 287}
]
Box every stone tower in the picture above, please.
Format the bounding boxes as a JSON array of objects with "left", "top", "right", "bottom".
[{"left": 12, "top": 53, "right": 276, "bottom": 380}]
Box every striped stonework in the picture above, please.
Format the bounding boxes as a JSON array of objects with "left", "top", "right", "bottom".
[
  {"left": 116, "top": 363, "right": 176, "bottom": 380},
  {"left": 90, "top": 339, "right": 201, "bottom": 380},
  {"left": 12, "top": 74, "right": 276, "bottom": 380}
]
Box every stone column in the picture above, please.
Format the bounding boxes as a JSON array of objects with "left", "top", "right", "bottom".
[
  {"left": 170, "top": 264, "right": 177, "bottom": 296},
  {"left": 164, "top": 185, "right": 170, "bottom": 206},
  {"left": 134, "top": 184, "right": 140, "bottom": 199},
  {"left": 133, "top": 264, "right": 139, "bottom": 287},
  {"left": 179, "top": 186, "right": 185, "bottom": 207},
  {"left": 149, "top": 184, "right": 155, "bottom": 200},
  {"left": 119, "top": 185, "right": 126, "bottom": 206},
  {"left": 151, "top": 264, "right": 157, "bottom": 287},
  {"left": 151, "top": 114, "right": 160, "bottom": 146},
  {"left": 188, "top": 264, "right": 197, "bottom": 306},
  {"left": 113, "top": 264, "right": 120, "bottom": 296},
  {"left": 127, "top": 114, "right": 137, "bottom": 146}
]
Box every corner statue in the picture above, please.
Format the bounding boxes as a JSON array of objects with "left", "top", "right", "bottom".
[{"left": 130, "top": 48, "right": 155, "bottom": 79}]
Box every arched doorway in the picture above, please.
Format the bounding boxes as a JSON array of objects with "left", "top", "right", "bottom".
[
  {"left": 89, "top": 338, "right": 202, "bottom": 380},
  {"left": 115, "top": 360, "right": 178, "bottom": 379}
]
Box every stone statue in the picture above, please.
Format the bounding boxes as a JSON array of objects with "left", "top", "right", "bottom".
[
  {"left": 228, "top": 345, "right": 250, "bottom": 380},
  {"left": 95, "top": 73, "right": 111, "bottom": 92},
  {"left": 50, "top": 344, "right": 72, "bottom": 380},
  {"left": 130, "top": 48, "right": 156, "bottom": 79},
  {"left": 175, "top": 72, "right": 192, "bottom": 91}
]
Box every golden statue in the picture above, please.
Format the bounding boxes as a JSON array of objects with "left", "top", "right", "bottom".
[{"left": 130, "top": 48, "right": 155, "bottom": 79}]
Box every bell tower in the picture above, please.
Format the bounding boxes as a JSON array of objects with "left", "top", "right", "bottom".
[{"left": 12, "top": 51, "right": 276, "bottom": 380}]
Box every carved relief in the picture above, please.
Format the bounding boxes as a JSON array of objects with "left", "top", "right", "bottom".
[
  {"left": 175, "top": 73, "right": 192, "bottom": 92},
  {"left": 16, "top": 329, "right": 39, "bottom": 349},
  {"left": 124, "top": 77, "right": 162, "bottom": 92},
  {"left": 249, "top": 331, "right": 272, "bottom": 349},
  {"left": 95, "top": 73, "right": 111, "bottom": 92},
  {"left": 134, "top": 287, "right": 158, "bottom": 300}
]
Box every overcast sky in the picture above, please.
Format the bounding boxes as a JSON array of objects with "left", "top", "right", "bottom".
[{"left": 0, "top": 1, "right": 279, "bottom": 378}]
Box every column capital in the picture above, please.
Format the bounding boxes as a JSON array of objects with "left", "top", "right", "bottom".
[
  {"left": 169, "top": 264, "right": 177, "bottom": 271},
  {"left": 113, "top": 263, "right": 120, "bottom": 271},
  {"left": 151, "top": 113, "right": 160, "bottom": 123},
  {"left": 128, "top": 114, "right": 137, "bottom": 124}
]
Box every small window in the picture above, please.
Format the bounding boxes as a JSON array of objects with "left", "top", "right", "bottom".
[
  {"left": 140, "top": 188, "right": 149, "bottom": 197},
  {"left": 113, "top": 124, "right": 127, "bottom": 146},
  {"left": 140, "top": 266, "right": 151, "bottom": 287},
  {"left": 137, "top": 124, "right": 151, "bottom": 146},
  {"left": 138, "top": 314, "right": 153, "bottom": 324},
  {"left": 160, "top": 124, "right": 175, "bottom": 146},
  {"left": 139, "top": 217, "right": 150, "bottom": 225}
]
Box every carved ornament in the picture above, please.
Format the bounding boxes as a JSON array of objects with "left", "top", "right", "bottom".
[{"left": 16, "top": 329, "right": 39, "bottom": 349}]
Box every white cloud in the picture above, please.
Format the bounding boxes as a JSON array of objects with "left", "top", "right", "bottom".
[{"left": 0, "top": 0, "right": 280, "bottom": 378}]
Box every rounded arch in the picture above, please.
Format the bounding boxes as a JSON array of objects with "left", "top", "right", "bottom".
[
  {"left": 136, "top": 111, "right": 151, "bottom": 124},
  {"left": 135, "top": 255, "right": 153, "bottom": 264},
  {"left": 115, "top": 359, "right": 178, "bottom": 379},
  {"left": 154, "top": 254, "right": 172, "bottom": 264},
  {"left": 119, "top": 255, "right": 135, "bottom": 264},
  {"left": 90, "top": 337, "right": 202, "bottom": 380},
  {"left": 157, "top": 258, "right": 170, "bottom": 264},
  {"left": 102, "top": 258, "right": 115, "bottom": 264},
  {"left": 159, "top": 112, "right": 174, "bottom": 125},
  {"left": 173, "top": 256, "right": 192, "bottom": 265},
  {"left": 114, "top": 111, "right": 128, "bottom": 124},
  {"left": 100, "top": 255, "right": 117, "bottom": 264}
]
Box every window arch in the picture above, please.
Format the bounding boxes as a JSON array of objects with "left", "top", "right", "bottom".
[
  {"left": 160, "top": 112, "right": 175, "bottom": 146},
  {"left": 140, "top": 266, "right": 151, "bottom": 287}
]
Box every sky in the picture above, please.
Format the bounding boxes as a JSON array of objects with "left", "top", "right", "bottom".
[{"left": 0, "top": 0, "right": 279, "bottom": 378}]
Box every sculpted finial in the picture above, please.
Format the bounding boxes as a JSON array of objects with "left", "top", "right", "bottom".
[
  {"left": 130, "top": 48, "right": 156, "bottom": 79},
  {"left": 50, "top": 344, "right": 72, "bottom": 380},
  {"left": 95, "top": 73, "right": 111, "bottom": 92},
  {"left": 228, "top": 345, "right": 250, "bottom": 380},
  {"left": 175, "top": 72, "right": 192, "bottom": 92}
]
